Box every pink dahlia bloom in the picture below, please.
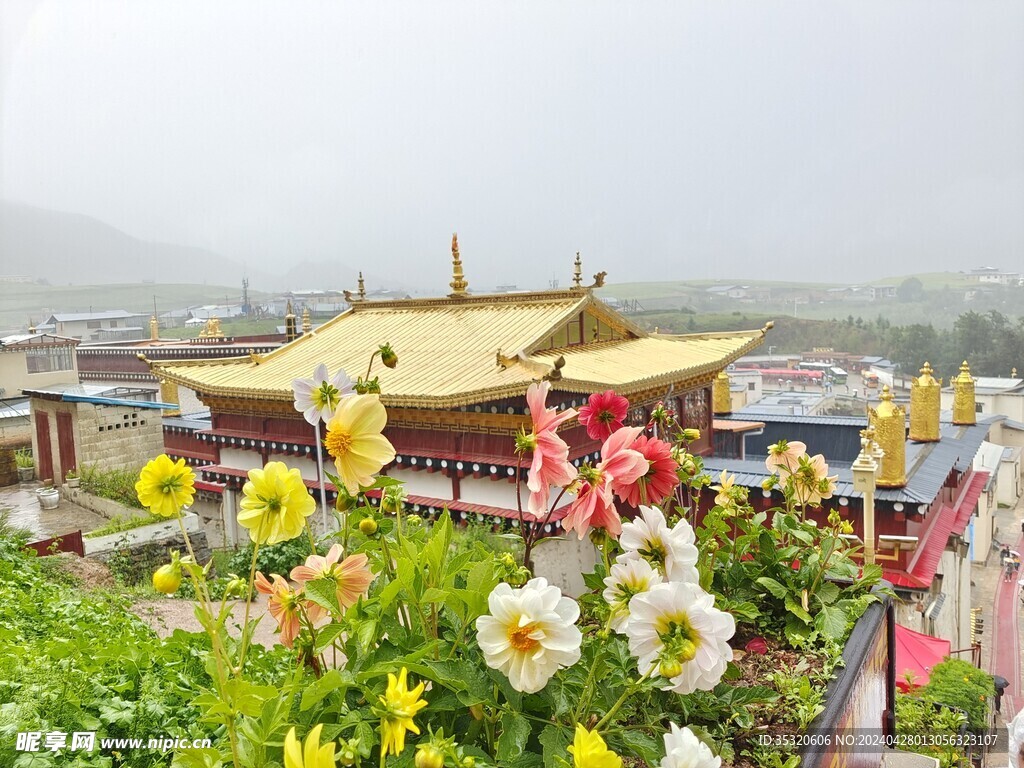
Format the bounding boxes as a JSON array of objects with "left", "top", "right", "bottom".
[
  {"left": 562, "top": 427, "right": 648, "bottom": 540},
  {"left": 254, "top": 572, "right": 324, "bottom": 648},
  {"left": 577, "top": 390, "right": 629, "bottom": 442},
  {"left": 614, "top": 435, "right": 680, "bottom": 508},
  {"left": 765, "top": 439, "right": 807, "bottom": 476},
  {"left": 290, "top": 544, "right": 375, "bottom": 611},
  {"left": 525, "top": 381, "right": 578, "bottom": 517}
]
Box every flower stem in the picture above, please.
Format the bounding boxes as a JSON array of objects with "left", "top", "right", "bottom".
[
  {"left": 236, "top": 522, "right": 264, "bottom": 674},
  {"left": 594, "top": 668, "right": 650, "bottom": 731}
]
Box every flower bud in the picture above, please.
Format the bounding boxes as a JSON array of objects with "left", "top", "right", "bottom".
[
  {"left": 379, "top": 343, "right": 398, "bottom": 369},
  {"left": 415, "top": 745, "right": 444, "bottom": 768},
  {"left": 461, "top": 758, "right": 476, "bottom": 768},
  {"left": 681, "top": 428, "right": 701, "bottom": 442},
  {"left": 359, "top": 517, "right": 379, "bottom": 535},
  {"left": 335, "top": 488, "right": 357, "bottom": 512},
  {"left": 659, "top": 658, "right": 683, "bottom": 679},
  {"left": 381, "top": 486, "right": 406, "bottom": 515},
  {"left": 224, "top": 573, "right": 247, "bottom": 599},
  {"left": 406, "top": 514, "right": 423, "bottom": 527},
  {"left": 469, "top": 704, "right": 485, "bottom": 721},
  {"left": 676, "top": 638, "right": 697, "bottom": 663},
  {"left": 153, "top": 563, "right": 182, "bottom": 594}
]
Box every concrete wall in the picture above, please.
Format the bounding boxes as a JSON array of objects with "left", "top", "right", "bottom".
[
  {"left": 998, "top": 454, "right": 1021, "bottom": 507},
  {"left": 0, "top": 347, "right": 79, "bottom": 395}
]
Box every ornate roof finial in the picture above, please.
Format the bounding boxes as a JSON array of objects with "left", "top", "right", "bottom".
[
  {"left": 358, "top": 272, "right": 366, "bottom": 300},
  {"left": 952, "top": 360, "right": 976, "bottom": 425},
  {"left": 449, "top": 232, "right": 469, "bottom": 297},
  {"left": 572, "top": 252, "right": 583, "bottom": 288},
  {"left": 149, "top": 314, "right": 159, "bottom": 341},
  {"left": 301, "top": 306, "right": 312, "bottom": 334},
  {"left": 910, "top": 361, "right": 941, "bottom": 443},
  {"left": 1013, "top": 367, "right": 1018, "bottom": 378}
]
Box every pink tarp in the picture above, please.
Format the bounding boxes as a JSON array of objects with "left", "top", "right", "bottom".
[{"left": 895, "top": 623, "right": 951, "bottom": 690}]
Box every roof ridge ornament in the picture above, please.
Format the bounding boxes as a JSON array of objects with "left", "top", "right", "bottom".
[
  {"left": 449, "top": 233, "right": 469, "bottom": 297},
  {"left": 572, "top": 252, "right": 583, "bottom": 288}
]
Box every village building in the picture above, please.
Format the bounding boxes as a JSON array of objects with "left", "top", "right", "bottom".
[
  {"left": 37, "top": 310, "right": 149, "bottom": 342},
  {"left": 146, "top": 242, "right": 771, "bottom": 545},
  {"left": 0, "top": 332, "right": 80, "bottom": 443}
]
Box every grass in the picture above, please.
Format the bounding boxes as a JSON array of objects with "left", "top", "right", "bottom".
[
  {"left": 83, "top": 513, "right": 161, "bottom": 539},
  {"left": 158, "top": 317, "right": 285, "bottom": 339}
]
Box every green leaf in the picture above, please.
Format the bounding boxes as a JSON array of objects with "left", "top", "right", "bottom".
[
  {"left": 421, "top": 587, "right": 450, "bottom": 603},
  {"left": 301, "top": 668, "right": 349, "bottom": 711},
  {"left": 303, "top": 578, "right": 342, "bottom": 615},
  {"left": 620, "top": 730, "right": 663, "bottom": 764},
  {"left": 497, "top": 712, "right": 531, "bottom": 763},
  {"left": 815, "top": 604, "right": 849, "bottom": 639},
  {"left": 784, "top": 596, "right": 812, "bottom": 623},
  {"left": 423, "top": 659, "right": 492, "bottom": 706},
  {"left": 814, "top": 581, "right": 841, "bottom": 607},
  {"left": 539, "top": 724, "right": 572, "bottom": 768},
  {"left": 314, "top": 622, "right": 346, "bottom": 654},
  {"left": 860, "top": 562, "right": 884, "bottom": 583},
  {"left": 756, "top": 576, "right": 790, "bottom": 600}
]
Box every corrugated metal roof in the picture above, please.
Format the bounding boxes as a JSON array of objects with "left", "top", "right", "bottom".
[
  {"left": 151, "top": 290, "right": 768, "bottom": 409},
  {"left": 950, "top": 471, "right": 988, "bottom": 536},
  {"left": 728, "top": 412, "right": 869, "bottom": 427},
  {"left": 46, "top": 310, "right": 138, "bottom": 322},
  {"left": 907, "top": 506, "right": 956, "bottom": 585}
]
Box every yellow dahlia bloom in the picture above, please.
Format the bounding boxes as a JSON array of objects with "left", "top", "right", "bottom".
[
  {"left": 569, "top": 725, "right": 622, "bottom": 768},
  {"left": 238, "top": 461, "right": 316, "bottom": 545},
  {"left": 284, "top": 724, "right": 336, "bottom": 768},
  {"left": 135, "top": 454, "right": 196, "bottom": 517},
  {"left": 324, "top": 395, "right": 396, "bottom": 495},
  {"left": 379, "top": 667, "right": 428, "bottom": 757}
]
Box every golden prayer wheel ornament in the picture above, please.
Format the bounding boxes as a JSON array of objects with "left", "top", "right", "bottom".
[
  {"left": 159, "top": 379, "right": 181, "bottom": 417},
  {"left": 713, "top": 370, "right": 732, "bottom": 415},
  {"left": 869, "top": 385, "right": 906, "bottom": 488},
  {"left": 909, "top": 362, "right": 941, "bottom": 443},
  {"left": 951, "top": 360, "right": 976, "bottom": 426}
]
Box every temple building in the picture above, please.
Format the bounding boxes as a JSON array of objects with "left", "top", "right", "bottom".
[{"left": 146, "top": 241, "right": 770, "bottom": 537}]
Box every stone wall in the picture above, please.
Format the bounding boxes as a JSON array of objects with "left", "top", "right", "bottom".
[
  {"left": 0, "top": 448, "right": 17, "bottom": 487},
  {"left": 75, "top": 402, "right": 164, "bottom": 473},
  {"left": 90, "top": 530, "right": 212, "bottom": 586}
]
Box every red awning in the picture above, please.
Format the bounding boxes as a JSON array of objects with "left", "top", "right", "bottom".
[
  {"left": 905, "top": 505, "right": 957, "bottom": 587},
  {"left": 895, "top": 624, "right": 951, "bottom": 690},
  {"left": 950, "top": 470, "right": 989, "bottom": 536}
]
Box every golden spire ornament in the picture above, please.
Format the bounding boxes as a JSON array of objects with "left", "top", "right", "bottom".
[
  {"left": 284, "top": 300, "right": 297, "bottom": 342},
  {"left": 149, "top": 314, "right": 159, "bottom": 341},
  {"left": 449, "top": 233, "right": 469, "bottom": 297},
  {"left": 572, "top": 252, "right": 583, "bottom": 288},
  {"left": 713, "top": 370, "right": 732, "bottom": 414},
  {"left": 869, "top": 385, "right": 907, "bottom": 488},
  {"left": 301, "top": 306, "right": 312, "bottom": 335},
  {"left": 358, "top": 272, "right": 366, "bottom": 300},
  {"left": 951, "top": 360, "right": 976, "bottom": 426},
  {"left": 909, "top": 362, "right": 941, "bottom": 442}
]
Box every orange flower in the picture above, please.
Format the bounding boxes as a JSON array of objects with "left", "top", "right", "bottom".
[
  {"left": 290, "top": 544, "right": 375, "bottom": 611},
  {"left": 254, "top": 572, "right": 324, "bottom": 648}
]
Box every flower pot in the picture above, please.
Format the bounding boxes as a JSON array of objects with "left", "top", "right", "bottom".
[
  {"left": 66, "top": 477, "right": 80, "bottom": 488},
  {"left": 36, "top": 488, "right": 60, "bottom": 510},
  {"left": 18, "top": 466, "right": 34, "bottom": 482}
]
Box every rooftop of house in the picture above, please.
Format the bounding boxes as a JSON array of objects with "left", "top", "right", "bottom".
[{"left": 44, "top": 310, "right": 140, "bottom": 323}]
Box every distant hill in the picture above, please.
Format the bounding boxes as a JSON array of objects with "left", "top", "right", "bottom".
[{"left": 0, "top": 200, "right": 275, "bottom": 288}]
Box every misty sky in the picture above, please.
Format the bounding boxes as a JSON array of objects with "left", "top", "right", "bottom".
[{"left": 2, "top": 1, "right": 1022, "bottom": 292}]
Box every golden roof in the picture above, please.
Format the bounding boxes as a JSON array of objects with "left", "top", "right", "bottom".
[{"left": 148, "top": 289, "right": 770, "bottom": 409}]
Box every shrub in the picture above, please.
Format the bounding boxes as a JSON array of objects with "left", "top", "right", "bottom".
[
  {"left": 79, "top": 464, "right": 145, "bottom": 509},
  {"left": 14, "top": 448, "right": 34, "bottom": 468},
  {"left": 895, "top": 694, "right": 968, "bottom": 768},
  {"left": 226, "top": 535, "right": 316, "bottom": 576},
  {"left": 922, "top": 658, "right": 994, "bottom": 731}
]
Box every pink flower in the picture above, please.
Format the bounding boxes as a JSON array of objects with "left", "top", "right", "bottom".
[
  {"left": 614, "top": 435, "right": 680, "bottom": 508},
  {"left": 562, "top": 427, "right": 648, "bottom": 540},
  {"left": 254, "top": 572, "right": 324, "bottom": 648},
  {"left": 523, "top": 381, "right": 578, "bottom": 517},
  {"left": 290, "top": 544, "right": 375, "bottom": 611},
  {"left": 745, "top": 637, "right": 769, "bottom": 655},
  {"left": 765, "top": 439, "right": 807, "bottom": 476},
  {"left": 578, "top": 390, "right": 629, "bottom": 442}
]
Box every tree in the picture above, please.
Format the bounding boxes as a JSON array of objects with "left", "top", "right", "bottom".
[{"left": 897, "top": 277, "right": 924, "bottom": 302}]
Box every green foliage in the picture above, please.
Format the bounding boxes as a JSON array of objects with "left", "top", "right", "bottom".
[
  {"left": 79, "top": 464, "right": 145, "bottom": 509},
  {"left": 895, "top": 694, "right": 968, "bottom": 767},
  {"left": 84, "top": 513, "right": 162, "bottom": 539},
  {"left": 14, "top": 448, "right": 34, "bottom": 469},
  {"left": 921, "top": 659, "right": 994, "bottom": 732},
  {"left": 226, "top": 535, "right": 316, "bottom": 576}
]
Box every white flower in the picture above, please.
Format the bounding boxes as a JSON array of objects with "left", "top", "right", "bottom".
[
  {"left": 603, "top": 554, "right": 663, "bottom": 633},
  {"left": 291, "top": 363, "right": 354, "bottom": 425},
  {"left": 475, "top": 577, "right": 582, "bottom": 693},
  {"left": 660, "top": 724, "right": 721, "bottom": 768},
  {"left": 626, "top": 581, "right": 735, "bottom": 695},
  {"left": 619, "top": 506, "right": 699, "bottom": 583}
]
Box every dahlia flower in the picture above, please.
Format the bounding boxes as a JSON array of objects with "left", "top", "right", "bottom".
[
  {"left": 324, "top": 394, "right": 396, "bottom": 495},
  {"left": 254, "top": 572, "right": 324, "bottom": 648},
  {"left": 290, "top": 544, "right": 375, "bottom": 611},
  {"left": 522, "top": 381, "right": 578, "bottom": 517},
  {"left": 562, "top": 427, "right": 647, "bottom": 539},
  {"left": 711, "top": 470, "right": 736, "bottom": 507},
  {"left": 603, "top": 554, "right": 663, "bottom": 633},
  {"left": 618, "top": 505, "right": 699, "bottom": 582},
  {"left": 614, "top": 435, "right": 679, "bottom": 507},
  {"left": 475, "top": 577, "right": 582, "bottom": 693},
  {"left": 238, "top": 461, "right": 316, "bottom": 545},
  {"left": 135, "top": 454, "right": 196, "bottom": 517},
  {"left": 577, "top": 390, "right": 629, "bottom": 442},
  {"left": 378, "top": 667, "right": 428, "bottom": 757},
  {"left": 292, "top": 363, "right": 354, "bottom": 425},
  {"left": 569, "top": 725, "right": 623, "bottom": 768},
  {"left": 283, "top": 724, "right": 336, "bottom": 768},
  {"left": 660, "top": 724, "right": 721, "bottom": 768},
  {"left": 765, "top": 439, "right": 807, "bottom": 476},
  {"left": 788, "top": 453, "right": 838, "bottom": 507},
  {"left": 627, "top": 581, "right": 735, "bottom": 695}
]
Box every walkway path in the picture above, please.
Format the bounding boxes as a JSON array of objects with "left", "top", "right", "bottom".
[{"left": 991, "top": 533, "right": 1023, "bottom": 714}]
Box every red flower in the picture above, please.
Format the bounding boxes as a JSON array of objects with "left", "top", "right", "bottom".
[
  {"left": 562, "top": 427, "right": 647, "bottom": 540},
  {"left": 613, "top": 435, "right": 679, "bottom": 507},
  {"left": 578, "top": 390, "right": 629, "bottom": 442},
  {"left": 745, "top": 637, "right": 769, "bottom": 655}
]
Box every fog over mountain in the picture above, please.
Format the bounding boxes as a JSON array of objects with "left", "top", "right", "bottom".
[{"left": 2, "top": 1, "right": 1022, "bottom": 292}]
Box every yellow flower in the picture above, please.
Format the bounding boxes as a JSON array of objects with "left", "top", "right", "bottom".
[
  {"left": 379, "top": 667, "right": 428, "bottom": 757},
  {"left": 284, "top": 724, "right": 337, "bottom": 768},
  {"left": 238, "top": 461, "right": 316, "bottom": 545},
  {"left": 711, "top": 470, "right": 736, "bottom": 507},
  {"left": 324, "top": 395, "right": 396, "bottom": 495},
  {"left": 135, "top": 454, "right": 196, "bottom": 517},
  {"left": 568, "top": 725, "right": 622, "bottom": 768}
]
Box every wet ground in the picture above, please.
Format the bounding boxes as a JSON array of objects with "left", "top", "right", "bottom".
[{"left": 0, "top": 480, "right": 107, "bottom": 539}]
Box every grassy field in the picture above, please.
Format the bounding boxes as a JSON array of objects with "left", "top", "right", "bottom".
[
  {"left": 159, "top": 317, "right": 284, "bottom": 339},
  {"left": 0, "top": 282, "right": 268, "bottom": 334}
]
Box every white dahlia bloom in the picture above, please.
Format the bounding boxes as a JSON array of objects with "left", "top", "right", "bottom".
[
  {"left": 626, "top": 581, "right": 735, "bottom": 695},
  {"left": 603, "top": 554, "right": 663, "bottom": 633},
  {"left": 291, "top": 363, "right": 355, "bottom": 425},
  {"left": 475, "top": 577, "right": 582, "bottom": 693},
  {"left": 619, "top": 506, "right": 699, "bottom": 583},
  {"left": 660, "top": 724, "right": 721, "bottom": 768}
]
